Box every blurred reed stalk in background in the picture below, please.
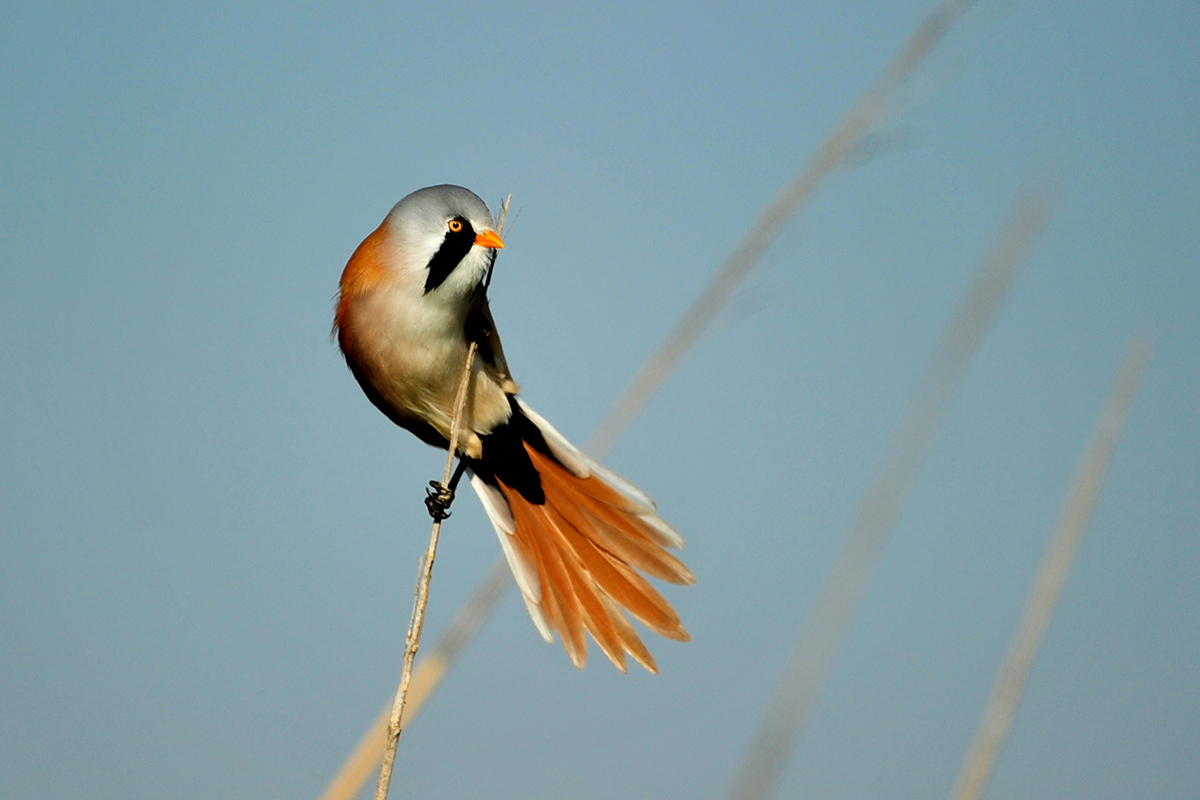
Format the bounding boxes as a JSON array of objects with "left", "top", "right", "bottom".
[
  {"left": 319, "top": 1, "right": 974, "bottom": 798},
  {"left": 948, "top": 334, "right": 1151, "bottom": 800},
  {"left": 724, "top": 185, "right": 1052, "bottom": 800}
]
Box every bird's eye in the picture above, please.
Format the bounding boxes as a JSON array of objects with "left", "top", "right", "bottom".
[{"left": 447, "top": 219, "right": 464, "bottom": 233}]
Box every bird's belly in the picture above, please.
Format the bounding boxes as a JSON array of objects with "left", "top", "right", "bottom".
[{"left": 347, "top": 297, "right": 512, "bottom": 456}]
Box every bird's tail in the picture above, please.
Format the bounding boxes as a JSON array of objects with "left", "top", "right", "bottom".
[{"left": 467, "top": 398, "right": 694, "bottom": 673}]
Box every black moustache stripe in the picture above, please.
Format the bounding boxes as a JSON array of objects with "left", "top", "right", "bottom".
[{"left": 424, "top": 216, "right": 477, "bottom": 294}]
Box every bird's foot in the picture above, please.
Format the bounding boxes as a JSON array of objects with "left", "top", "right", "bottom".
[{"left": 425, "top": 481, "right": 455, "bottom": 521}]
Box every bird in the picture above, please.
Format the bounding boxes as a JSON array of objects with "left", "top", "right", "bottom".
[{"left": 333, "top": 184, "right": 694, "bottom": 673}]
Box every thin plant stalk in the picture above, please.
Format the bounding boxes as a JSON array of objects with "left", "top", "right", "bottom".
[
  {"left": 373, "top": 340, "right": 477, "bottom": 800},
  {"left": 948, "top": 334, "right": 1152, "bottom": 800},
  {"left": 318, "top": 560, "right": 512, "bottom": 800}
]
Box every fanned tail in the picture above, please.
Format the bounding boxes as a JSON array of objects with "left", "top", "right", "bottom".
[{"left": 467, "top": 399, "right": 694, "bottom": 673}]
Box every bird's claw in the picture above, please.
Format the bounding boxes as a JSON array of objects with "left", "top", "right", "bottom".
[{"left": 425, "top": 481, "right": 455, "bottom": 521}]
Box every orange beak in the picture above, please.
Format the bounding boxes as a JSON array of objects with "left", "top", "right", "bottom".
[{"left": 474, "top": 229, "right": 505, "bottom": 249}]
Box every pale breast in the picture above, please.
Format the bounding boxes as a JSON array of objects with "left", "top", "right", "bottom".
[{"left": 341, "top": 286, "right": 514, "bottom": 458}]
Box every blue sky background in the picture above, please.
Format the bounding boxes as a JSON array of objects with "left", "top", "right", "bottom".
[{"left": 2, "top": 2, "right": 1197, "bottom": 798}]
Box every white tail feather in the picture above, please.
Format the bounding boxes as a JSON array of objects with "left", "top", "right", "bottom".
[
  {"left": 469, "top": 471, "right": 541, "bottom": 605},
  {"left": 515, "top": 397, "right": 658, "bottom": 512},
  {"left": 514, "top": 398, "right": 591, "bottom": 479},
  {"left": 637, "top": 510, "right": 687, "bottom": 550},
  {"left": 520, "top": 593, "right": 554, "bottom": 642}
]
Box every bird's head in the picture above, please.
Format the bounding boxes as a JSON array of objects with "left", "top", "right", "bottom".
[
  {"left": 338, "top": 184, "right": 505, "bottom": 304},
  {"left": 383, "top": 184, "right": 505, "bottom": 297}
]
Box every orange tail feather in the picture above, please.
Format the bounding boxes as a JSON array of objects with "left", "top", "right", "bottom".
[{"left": 494, "top": 442, "right": 691, "bottom": 672}]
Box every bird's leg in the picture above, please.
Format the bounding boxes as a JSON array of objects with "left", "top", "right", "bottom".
[{"left": 425, "top": 458, "right": 467, "bottom": 521}]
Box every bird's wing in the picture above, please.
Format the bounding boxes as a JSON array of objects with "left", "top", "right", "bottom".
[{"left": 465, "top": 290, "right": 518, "bottom": 393}]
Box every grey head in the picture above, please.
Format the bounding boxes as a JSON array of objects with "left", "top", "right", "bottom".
[{"left": 385, "top": 185, "right": 502, "bottom": 296}]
